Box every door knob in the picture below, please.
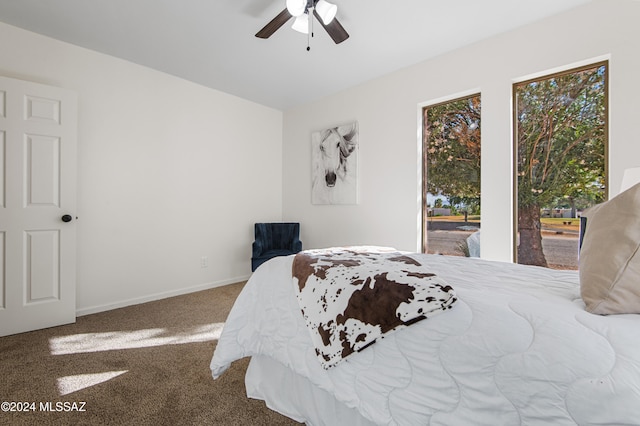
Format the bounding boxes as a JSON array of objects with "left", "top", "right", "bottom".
[{"left": 61, "top": 214, "right": 73, "bottom": 223}]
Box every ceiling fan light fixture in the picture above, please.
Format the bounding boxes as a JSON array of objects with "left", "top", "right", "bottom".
[
  {"left": 315, "top": 0, "right": 337, "bottom": 24},
  {"left": 291, "top": 14, "right": 309, "bottom": 34},
  {"left": 286, "top": 0, "right": 307, "bottom": 17}
]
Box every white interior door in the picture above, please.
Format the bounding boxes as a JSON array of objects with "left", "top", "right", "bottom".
[{"left": 0, "top": 75, "right": 77, "bottom": 337}]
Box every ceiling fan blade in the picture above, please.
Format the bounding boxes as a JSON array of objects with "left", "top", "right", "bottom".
[
  {"left": 255, "top": 8, "right": 292, "bottom": 39},
  {"left": 313, "top": 10, "right": 349, "bottom": 44}
]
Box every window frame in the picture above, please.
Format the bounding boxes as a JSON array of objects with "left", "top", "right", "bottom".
[
  {"left": 422, "top": 93, "right": 482, "bottom": 254},
  {"left": 511, "top": 60, "right": 609, "bottom": 265}
]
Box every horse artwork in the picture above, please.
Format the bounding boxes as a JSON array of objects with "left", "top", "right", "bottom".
[{"left": 311, "top": 122, "right": 359, "bottom": 204}]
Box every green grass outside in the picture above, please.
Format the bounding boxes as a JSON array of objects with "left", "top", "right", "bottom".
[
  {"left": 428, "top": 215, "right": 579, "bottom": 231},
  {"left": 540, "top": 217, "right": 580, "bottom": 232},
  {"left": 428, "top": 215, "right": 481, "bottom": 222}
]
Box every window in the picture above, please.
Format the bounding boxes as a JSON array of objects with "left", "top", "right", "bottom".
[
  {"left": 514, "top": 62, "right": 607, "bottom": 269},
  {"left": 422, "top": 94, "right": 481, "bottom": 256}
]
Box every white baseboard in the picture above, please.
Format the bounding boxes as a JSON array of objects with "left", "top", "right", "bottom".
[{"left": 76, "top": 275, "right": 251, "bottom": 317}]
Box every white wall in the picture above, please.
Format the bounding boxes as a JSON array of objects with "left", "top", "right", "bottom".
[
  {"left": 0, "top": 22, "right": 283, "bottom": 315},
  {"left": 282, "top": 0, "right": 640, "bottom": 262}
]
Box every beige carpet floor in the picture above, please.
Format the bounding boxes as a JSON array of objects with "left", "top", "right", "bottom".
[{"left": 0, "top": 282, "right": 301, "bottom": 425}]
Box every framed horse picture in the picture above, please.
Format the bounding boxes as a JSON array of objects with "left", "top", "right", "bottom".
[{"left": 311, "top": 121, "right": 359, "bottom": 205}]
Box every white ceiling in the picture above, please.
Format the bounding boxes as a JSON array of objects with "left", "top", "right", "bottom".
[{"left": 0, "top": 0, "right": 593, "bottom": 110}]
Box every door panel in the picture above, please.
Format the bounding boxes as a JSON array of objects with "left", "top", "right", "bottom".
[
  {"left": 0, "top": 130, "right": 4, "bottom": 207},
  {"left": 0, "top": 75, "right": 77, "bottom": 337},
  {"left": 26, "top": 230, "right": 60, "bottom": 303},
  {"left": 0, "top": 231, "right": 4, "bottom": 309},
  {"left": 25, "top": 95, "right": 61, "bottom": 124},
  {"left": 26, "top": 134, "right": 61, "bottom": 206}
]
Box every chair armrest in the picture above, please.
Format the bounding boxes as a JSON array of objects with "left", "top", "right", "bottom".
[
  {"left": 252, "top": 240, "right": 265, "bottom": 257},
  {"left": 292, "top": 239, "right": 302, "bottom": 253},
  {"left": 579, "top": 216, "right": 587, "bottom": 251}
]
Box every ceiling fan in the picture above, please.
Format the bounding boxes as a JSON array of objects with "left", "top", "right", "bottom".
[{"left": 256, "top": 0, "right": 349, "bottom": 45}]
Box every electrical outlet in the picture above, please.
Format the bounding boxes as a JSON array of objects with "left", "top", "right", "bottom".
[{"left": 200, "top": 256, "right": 209, "bottom": 268}]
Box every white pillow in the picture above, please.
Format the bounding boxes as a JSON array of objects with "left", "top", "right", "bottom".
[{"left": 579, "top": 182, "right": 640, "bottom": 314}]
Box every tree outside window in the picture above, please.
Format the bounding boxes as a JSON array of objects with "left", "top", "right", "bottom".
[
  {"left": 423, "top": 95, "right": 481, "bottom": 256},
  {"left": 514, "top": 62, "right": 607, "bottom": 269}
]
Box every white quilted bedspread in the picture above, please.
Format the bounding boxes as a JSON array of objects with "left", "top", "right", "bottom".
[{"left": 210, "top": 252, "right": 640, "bottom": 425}]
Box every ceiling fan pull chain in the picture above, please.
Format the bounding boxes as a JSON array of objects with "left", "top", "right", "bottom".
[{"left": 307, "top": 6, "right": 313, "bottom": 51}]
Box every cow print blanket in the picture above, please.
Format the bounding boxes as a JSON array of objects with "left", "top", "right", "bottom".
[{"left": 292, "top": 247, "right": 458, "bottom": 369}]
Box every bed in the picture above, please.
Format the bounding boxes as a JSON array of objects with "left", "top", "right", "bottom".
[{"left": 210, "top": 185, "right": 640, "bottom": 425}]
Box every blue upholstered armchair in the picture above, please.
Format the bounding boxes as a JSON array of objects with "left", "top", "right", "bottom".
[{"left": 251, "top": 223, "right": 302, "bottom": 271}]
